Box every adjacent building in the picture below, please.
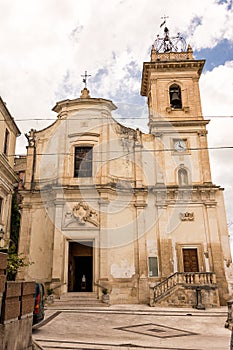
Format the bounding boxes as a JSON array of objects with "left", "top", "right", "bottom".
[
  {"left": 17, "top": 27, "right": 232, "bottom": 306},
  {"left": 0, "top": 97, "right": 20, "bottom": 250}
]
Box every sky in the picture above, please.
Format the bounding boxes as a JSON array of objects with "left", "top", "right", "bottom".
[{"left": 0, "top": 0, "right": 233, "bottom": 238}]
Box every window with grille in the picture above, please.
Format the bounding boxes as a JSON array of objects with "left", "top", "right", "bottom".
[{"left": 74, "top": 147, "right": 93, "bottom": 178}]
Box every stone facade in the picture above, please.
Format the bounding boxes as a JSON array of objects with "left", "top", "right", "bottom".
[
  {"left": 0, "top": 97, "right": 20, "bottom": 251},
  {"left": 17, "top": 41, "right": 232, "bottom": 307}
]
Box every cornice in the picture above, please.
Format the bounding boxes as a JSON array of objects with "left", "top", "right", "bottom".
[
  {"left": 0, "top": 97, "right": 21, "bottom": 136},
  {"left": 53, "top": 97, "right": 117, "bottom": 114},
  {"left": 141, "top": 59, "right": 205, "bottom": 96},
  {"left": 0, "top": 154, "right": 19, "bottom": 183},
  {"left": 150, "top": 119, "right": 210, "bottom": 128}
]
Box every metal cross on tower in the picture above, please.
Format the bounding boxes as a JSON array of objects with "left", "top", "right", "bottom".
[
  {"left": 81, "top": 71, "right": 91, "bottom": 88},
  {"left": 160, "top": 15, "right": 169, "bottom": 27},
  {"left": 154, "top": 16, "right": 187, "bottom": 53}
]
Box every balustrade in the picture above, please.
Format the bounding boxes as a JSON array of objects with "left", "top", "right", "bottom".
[{"left": 153, "top": 272, "right": 216, "bottom": 302}]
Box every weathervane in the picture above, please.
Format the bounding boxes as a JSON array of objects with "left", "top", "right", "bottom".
[
  {"left": 81, "top": 70, "right": 91, "bottom": 88},
  {"left": 160, "top": 15, "right": 169, "bottom": 28},
  {"left": 154, "top": 16, "right": 187, "bottom": 53}
]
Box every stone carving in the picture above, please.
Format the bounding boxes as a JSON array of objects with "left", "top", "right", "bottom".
[
  {"left": 180, "top": 212, "right": 194, "bottom": 221},
  {"left": 25, "top": 129, "right": 36, "bottom": 147},
  {"left": 135, "top": 128, "right": 142, "bottom": 146},
  {"left": 73, "top": 202, "right": 99, "bottom": 226},
  {"left": 198, "top": 130, "right": 207, "bottom": 137},
  {"left": 64, "top": 202, "right": 99, "bottom": 227}
]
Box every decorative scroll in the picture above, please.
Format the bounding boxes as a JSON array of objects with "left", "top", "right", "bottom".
[
  {"left": 64, "top": 202, "right": 99, "bottom": 227},
  {"left": 25, "top": 129, "right": 36, "bottom": 147},
  {"left": 73, "top": 202, "right": 98, "bottom": 226}
]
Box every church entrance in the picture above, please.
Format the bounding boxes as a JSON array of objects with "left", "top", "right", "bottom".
[
  {"left": 68, "top": 241, "right": 93, "bottom": 292},
  {"left": 182, "top": 248, "right": 199, "bottom": 272}
]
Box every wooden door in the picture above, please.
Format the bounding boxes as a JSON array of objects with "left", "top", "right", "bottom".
[{"left": 183, "top": 248, "right": 199, "bottom": 272}]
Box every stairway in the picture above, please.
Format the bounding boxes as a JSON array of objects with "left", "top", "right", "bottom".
[
  {"left": 150, "top": 272, "right": 218, "bottom": 307},
  {"left": 48, "top": 292, "right": 106, "bottom": 308}
]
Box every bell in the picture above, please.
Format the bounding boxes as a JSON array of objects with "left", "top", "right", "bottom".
[{"left": 171, "top": 92, "right": 180, "bottom": 103}]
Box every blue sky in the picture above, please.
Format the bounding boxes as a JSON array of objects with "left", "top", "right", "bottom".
[
  {"left": 196, "top": 39, "right": 233, "bottom": 71},
  {"left": 0, "top": 0, "right": 233, "bottom": 238}
]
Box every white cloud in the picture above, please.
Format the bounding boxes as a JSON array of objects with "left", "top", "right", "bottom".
[
  {"left": 187, "top": 0, "right": 233, "bottom": 49},
  {"left": 0, "top": 0, "right": 233, "bottom": 236},
  {"left": 200, "top": 61, "right": 233, "bottom": 118}
]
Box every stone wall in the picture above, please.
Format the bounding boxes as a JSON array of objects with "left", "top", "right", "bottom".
[
  {"left": 0, "top": 252, "right": 35, "bottom": 350},
  {"left": 150, "top": 285, "right": 220, "bottom": 308}
]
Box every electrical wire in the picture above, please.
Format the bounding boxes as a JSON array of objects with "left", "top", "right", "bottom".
[
  {"left": 1, "top": 115, "right": 233, "bottom": 122},
  {"left": 5, "top": 145, "right": 233, "bottom": 160}
]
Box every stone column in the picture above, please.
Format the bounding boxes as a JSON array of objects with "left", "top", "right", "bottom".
[{"left": 198, "top": 130, "right": 212, "bottom": 183}]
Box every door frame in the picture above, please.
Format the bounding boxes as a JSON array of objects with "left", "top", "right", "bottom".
[
  {"left": 66, "top": 239, "right": 96, "bottom": 292},
  {"left": 176, "top": 243, "right": 205, "bottom": 273},
  {"left": 182, "top": 248, "right": 199, "bottom": 272}
]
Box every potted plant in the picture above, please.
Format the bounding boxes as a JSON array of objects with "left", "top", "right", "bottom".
[
  {"left": 46, "top": 287, "right": 54, "bottom": 304},
  {"left": 102, "top": 288, "right": 110, "bottom": 304}
]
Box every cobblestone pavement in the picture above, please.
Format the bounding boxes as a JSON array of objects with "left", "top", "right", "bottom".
[{"left": 32, "top": 305, "right": 231, "bottom": 350}]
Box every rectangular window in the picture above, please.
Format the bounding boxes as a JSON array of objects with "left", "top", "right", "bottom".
[
  {"left": 148, "top": 257, "right": 158, "bottom": 277},
  {"left": 4, "top": 129, "right": 9, "bottom": 155},
  {"left": 74, "top": 147, "right": 93, "bottom": 178}
]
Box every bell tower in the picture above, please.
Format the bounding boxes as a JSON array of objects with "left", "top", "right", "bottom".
[
  {"left": 141, "top": 26, "right": 205, "bottom": 130},
  {"left": 140, "top": 25, "right": 212, "bottom": 185},
  {"left": 139, "top": 24, "right": 231, "bottom": 306}
]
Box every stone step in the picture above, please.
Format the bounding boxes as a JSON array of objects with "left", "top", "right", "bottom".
[
  {"left": 47, "top": 292, "right": 108, "bottom": 308},
  {"left": 52, "top": 300, "right": 104, "bottom": 306},
  {"left": 60, "top": 292, "right": 98, "bottom": 300}
]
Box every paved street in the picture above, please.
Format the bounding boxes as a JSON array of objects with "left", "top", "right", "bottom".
[{"left": 32, "top": 305, "right": 231, "bottom": 350}]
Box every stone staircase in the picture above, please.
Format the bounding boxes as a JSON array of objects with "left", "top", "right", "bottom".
[
  {"left": 47, "top": 292, "right": 106, "bottom": 308},
  {"left": 149, "top": 272, "right": 219, "bottom": 307}
]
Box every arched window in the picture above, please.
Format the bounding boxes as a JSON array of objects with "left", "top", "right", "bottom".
[
  {"left": 178, "top": 168, "right": 188, "bottom": 186},
  {"left": 169, "top": 84, "right": 182, "bottom": 109}
]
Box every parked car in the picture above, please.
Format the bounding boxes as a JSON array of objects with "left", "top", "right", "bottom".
[{"left": 33, "top": 283, "right": 45, "bottom": 325}]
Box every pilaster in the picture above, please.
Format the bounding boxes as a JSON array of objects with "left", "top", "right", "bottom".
[
  {"left": 157, "top": 204, "right": 173, "bottom": 278},
  {"left": 134, "top": 199, "right": 148, "bottom": 303},
  {"left": 205, "top": 204, "right": 229, "bottom": 304},
  {"left": 198, "top": 130, "right": 212, "bottom": 183},
  {"left": 51, "top": 196, "right": 65, "bottom": 283},
  {"left": 98, "top": 195, "right": 110, "bottom": 279}
]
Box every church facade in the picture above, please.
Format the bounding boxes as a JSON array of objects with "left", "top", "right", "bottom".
[{"left": 18, "top": 29, "right": 232, "bottom": 306}]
